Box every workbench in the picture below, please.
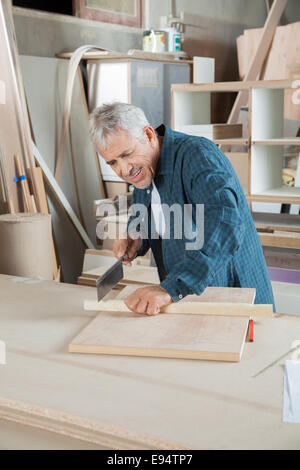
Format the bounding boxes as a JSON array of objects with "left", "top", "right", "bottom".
[{"left": 0, "top": 274, "right": 299, "bottom": 450}]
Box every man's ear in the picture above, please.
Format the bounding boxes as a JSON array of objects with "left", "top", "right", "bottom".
[{"left": 143, "top": 126, "right": 157, "bottom": 147}]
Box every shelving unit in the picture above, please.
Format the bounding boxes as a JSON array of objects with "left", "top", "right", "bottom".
[
  {"left": 213, "top": 138, "right": 248, "bottom": 146},
  {"left": 171, "top": 79, "right": 300, "bottom": 206}
]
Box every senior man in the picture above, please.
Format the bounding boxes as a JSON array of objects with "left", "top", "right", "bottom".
[{"left": 90, "top": 102, "right": 275, "bottom": 315}]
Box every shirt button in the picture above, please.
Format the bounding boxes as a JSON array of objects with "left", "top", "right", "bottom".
[
  {"left": 178, "top": 294, "right": 183, "bottom": 300},
  {"left": 147, "top": 189, "right": 150, "bottom": 194}
]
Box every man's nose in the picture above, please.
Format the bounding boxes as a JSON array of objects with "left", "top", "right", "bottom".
[{"left": 119, "top": 160, "right": 132, "bottom": 178}]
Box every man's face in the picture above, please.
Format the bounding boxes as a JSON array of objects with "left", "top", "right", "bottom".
[{"left": 98, "top": 126, "right": 160, "bottom": 189}]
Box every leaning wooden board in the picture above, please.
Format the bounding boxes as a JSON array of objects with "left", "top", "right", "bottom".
[
  {"left": 84, "top": 285, "right": 273, "bottom": 317},
  {"left": 69, "top": 311, "right": 250, "bottom": 362}
]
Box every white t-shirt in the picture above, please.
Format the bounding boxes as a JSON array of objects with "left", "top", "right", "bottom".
[{"left": 151, "top": 180, "right": 165, "bottom": 237}]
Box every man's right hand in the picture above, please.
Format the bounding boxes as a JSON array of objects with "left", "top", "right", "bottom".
[{"left": 113, "top": 232, "right": 142, "bottom": 266}]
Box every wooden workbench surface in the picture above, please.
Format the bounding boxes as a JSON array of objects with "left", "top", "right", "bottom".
[{"left": 0, "top": 274, "right": 299, "bottom": 450}]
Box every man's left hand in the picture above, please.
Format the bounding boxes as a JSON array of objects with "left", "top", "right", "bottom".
[{"left": 124, "top": 285, "right": 173, "bottom": 315}]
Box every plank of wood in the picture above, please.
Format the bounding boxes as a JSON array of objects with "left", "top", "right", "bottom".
[
  {"left": 0, "top": 3, "right": 42, "bottom": 213},
  {"left": 225, "top": 152, "right": 248, "bottom": 192},
  {"left": 259, "top": 231, "right": 300, "bottom": 249},
  {"left": 77, "top": 275, "right": 97, "bottom": 287},
  {"left": 14, "top": 154, "right": 35, "bottom": 213},
  {"left": 0, "top": 4, "right": 29, "bottom": 213},
  {"left": 237, "top": 23, "right": 300, "bottom": 121},
  {"left": 33, "top": 167, "right": 59, "bottom": 280},
  {"left": 212, "top": 124, "right": 243, "bottom": 139},
  {"left": 31, "top": 141, "right": 94, "bottom": 249},
  {"left": 69, "top": 310, "right": 250, "bottom": 362},
  {"left": 77, "top": 67, "right": 106, "bottom": 199},
  {"left": 263, "top": 246, "right": 300, "bottom": 270},
  {"left": 0, "top": 147, "right": 15, "bottom": 214},
  {"left": 57, "top": 50, "right": 192, "bottom": 65},
  {"left": 228, "top": 0, "right": 288, "bottom": 124},
  {"left": 252, "top": 138, "right": 300, "bottom": 145},
  {"left": 55, "top": 45, "right": 112, "bottom": 184},
  {"left": 247, "top": 194, "right": 300, "bottom": 204},
  {"left": 171, "top": 79, "right": 294, "bottom": 93},
  {"left": 81, "top": 265, "right": 160, "bottom": 285},
  {"left": 84, "top": 285, "right": 273, "bottom": 318},
  {"left": 214, "top": 138, "right": 248, "bottom": 145},
  {"left": 180, "top": 11, "right": 243, "bottom": 122}
]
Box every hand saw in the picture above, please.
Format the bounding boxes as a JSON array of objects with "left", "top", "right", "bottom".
[{"left": 96, "top": 257, "right": 124, "bottom": 302}]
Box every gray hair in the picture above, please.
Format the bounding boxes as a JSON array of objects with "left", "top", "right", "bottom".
[{"left": 89, "top": 102, "right": 150, "bottom": 149}]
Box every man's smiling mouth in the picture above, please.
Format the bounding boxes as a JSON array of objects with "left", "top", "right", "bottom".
[{"left": 128, "top": 167, "right": 143, "bottom": 181}]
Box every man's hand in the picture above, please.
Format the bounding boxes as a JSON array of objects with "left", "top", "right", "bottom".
[
  {"left": 125, "top": 285, "right": 173, "bottom": 315},
  {"left": 113, "top": 232, "right": 142, "bottom": 266}
]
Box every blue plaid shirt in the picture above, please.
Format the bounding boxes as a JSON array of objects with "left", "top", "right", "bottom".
[{"left": 128, "top": 125, "right": 275, "bottom": 309}]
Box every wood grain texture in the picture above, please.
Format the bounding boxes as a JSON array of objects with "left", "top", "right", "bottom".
[
  {"left": 84, "top": 285, "right": 273, "bottom": 318},
  {"left": 69, "top": 310, "right": 250, "bottom": 362}
]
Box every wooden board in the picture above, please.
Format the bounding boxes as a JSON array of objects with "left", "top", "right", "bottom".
[
  {"left": 0, "top": 3, "right": 41, "bottom": 213},
  {"left": 69, "top": 310, "right": 250, "bottom": 362},
  {"left": 84, "top": 285, "right": 273, "bottom": 318},
  {"left": 81, "top": 265, "right": 160, "bottom": 285},
  {"left": 258, "top": 230, "right": 300, "bottom": 249},
  {"left": 225, "top": 152, "right": 248, "bottom": 192},
  {"left": 237, "top": 21, "right": 300, "bottom": 121},
  {"left": 32, "top": 141, "right": 94, "bottom": 249},
  {"left": 228, "top": 0, "right": 288, "bottom": 124}
]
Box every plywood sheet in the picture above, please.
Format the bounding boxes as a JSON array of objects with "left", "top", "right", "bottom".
[
  {"left": 84, "top": 285, "right": 273, "bottom": 317},
  {"left": 69, "top": 310, "right": 250, "bottom": 362}
]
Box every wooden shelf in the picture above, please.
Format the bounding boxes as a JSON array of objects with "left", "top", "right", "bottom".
[
  {"left": 252, "top": 138, "right": 300, "bottom": 146},
  {"left": 172, "top": 80, "right": 300, "bottom": 224},
  {"left": 253, "top": 212, "right": 300, "bottom": 233},
  {"left": 57, "top": 51, "right": 193, "bottom": 64},
  {"left": 258, "top": 231, "right": 300, "bottom": 250},
  {"left": 214, "top": 138, "right": 248, "bottom": 145},
  {"left": 172, "top": 79, "right": 295, "bottom": 93},
  {"left": 248, "top": 186, "right": 300, "bottom": 204}
]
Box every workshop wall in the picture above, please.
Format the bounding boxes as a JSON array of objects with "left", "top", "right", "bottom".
[{"left": 12, "top": 6, "right": 142, "bottom": 57}]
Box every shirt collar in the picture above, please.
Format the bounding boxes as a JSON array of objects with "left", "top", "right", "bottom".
[{"left": 154, "top": 124, "right": 175, "bottom": 176}]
